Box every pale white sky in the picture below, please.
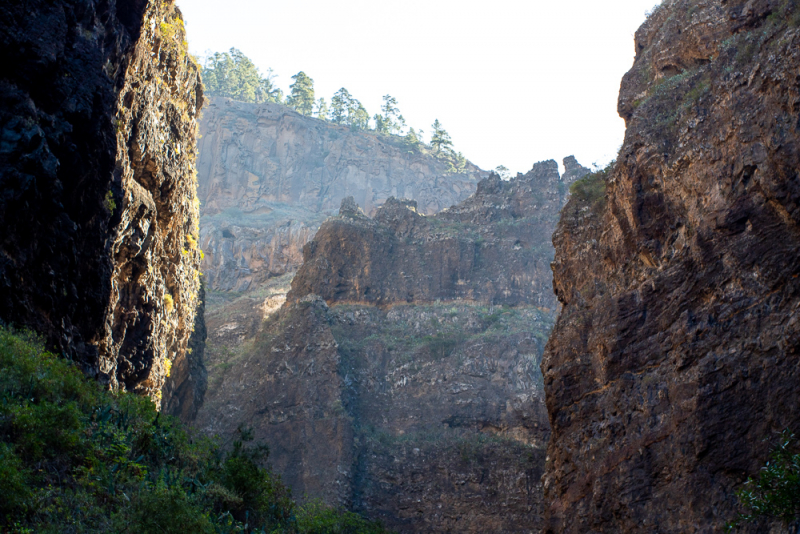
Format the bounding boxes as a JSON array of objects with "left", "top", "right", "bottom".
[{"left": 176, "top": 0, "right": 661, "bottom": 175}]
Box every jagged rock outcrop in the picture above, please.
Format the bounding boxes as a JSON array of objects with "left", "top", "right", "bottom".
[
  {"left": 196, "top": 159, "right": 587, "bottom": 533},
  {"left": 289, "top": 159, "right": 573, "bottom": 308},
  {"left": 542, "top": 1, "right": 800, "bottom": 532},
  {"left": 0, "top": 0, "right": 203, "bottom": 403},
  {"left": 196, "top": 98, "right": 486, "bottom": 291}
]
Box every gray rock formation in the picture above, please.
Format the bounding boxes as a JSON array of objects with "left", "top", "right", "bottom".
[{"left": 195, "top": 98, "right": 487, "bottom": 291}]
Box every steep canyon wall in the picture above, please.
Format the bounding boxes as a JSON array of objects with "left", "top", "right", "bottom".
[
  {"left": 542, "top": 0, "right": 800, "bottom": 532},
  {"left": 195, "top": 98, "right": 486, "bottom": 292}
]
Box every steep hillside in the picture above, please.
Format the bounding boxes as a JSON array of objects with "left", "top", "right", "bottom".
[
  {"left": 542, "top": 0, "right": 800, "bottom": 532},
  {"left": 0, "top": 326, "right": 390, "bottom": 533},
  {"left": 0, "top": 0, "right": 203, "bottom": 404},
  {"left": 195, "top": 159, "right": 587, "bottom": 533},
  {"left": 195, "top": 98, "right": 486, "bottom": 291}
]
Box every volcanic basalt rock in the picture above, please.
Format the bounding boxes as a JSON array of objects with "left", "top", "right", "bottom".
[
  {"left": 0, "top": 0, "right": 203, "bottom": 403},
  {"left": 542, "top": 1, "right": 800, "bottom": 532},
  {"left": 196, "top": 159, "right": 587, "bottom": 533},
  {"left": 195, "top": 98, "right": 486, "bottom": 291}
]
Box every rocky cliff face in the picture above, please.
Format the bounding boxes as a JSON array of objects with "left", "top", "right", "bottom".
[
  {"left": 196, "top": 98, "right": 486, "bottom": 291},
  {"left": 162, "top": 282, "right": 207, "bottom": 420},
  {"left": 196, "top": 159, "right": 587, "bottom": 533},
  {"left": 542, "top": 1, "right": 800, "bottom": 532},
  {"left": 0, "top": 0, "right": 203, "bottom": 404}
]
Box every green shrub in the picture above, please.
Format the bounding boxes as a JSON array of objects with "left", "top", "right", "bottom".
[
  {"left": 0, "top": 443, "right": 31, "bottom": 517},
  {"left": 297, "top": 500, "right": 390, "bottom": 534},
  {"left": 117, "top": 481, "right": 214, "bottom": 534},
  {"left": 569, "top": 163, "right": 612, "bottom": 205},
  {"left": 726, "top": 430, "right": 800, "bottom": 530},
  {"left": 219, "top": 426, "right": 296, "bottom": 527}
]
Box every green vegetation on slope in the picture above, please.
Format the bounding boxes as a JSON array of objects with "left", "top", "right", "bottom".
[
  {"left": 569, "top": 161, "right": 611, "bottom": 206},
  {"left": 202, "top": 48, "right": 284, "bottom": 104},
  {"left": 0, "top": 327, "right": 390, "bottom": 534}
]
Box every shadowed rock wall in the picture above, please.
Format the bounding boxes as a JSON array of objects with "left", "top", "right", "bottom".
[
  {"left": 196, "top": 159, "right": 588, "bottom": 533},
  {"left": 0, "top": 0, "right": 203, "bottom": 404}
]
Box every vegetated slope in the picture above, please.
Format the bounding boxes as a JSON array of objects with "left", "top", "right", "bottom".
[
  {"left": 195, "top": 98, "right": 486, "bottom": 292},
  {"left": 0, "top": 326, "right": 390, "bottom": 533},
  {"left": 542, "top": 0, "right": 800, "bottom": 532},
  {"left": 0, "top": 0, "right": 204, "bottom": 405},
  {"left": 195, "top": 159, "right": 588, "bottom": 533}
]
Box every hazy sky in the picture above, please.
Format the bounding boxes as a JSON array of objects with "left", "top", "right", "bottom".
[{"left": 176, "top": 0, "right": 661, "bottom": 175}]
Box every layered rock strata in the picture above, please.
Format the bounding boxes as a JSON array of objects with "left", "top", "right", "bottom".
[
  {"left": 195, "top": 98, "right": 486, "bottom": 291},
  {"left": 542, "top": 1, "right": 800, "bottom": 532},
  {"left": 0, "top": 0, "right": 203, "bottom": 402},
  {"left": 196, "top": 159, "right": 587, "bottom": 533}
]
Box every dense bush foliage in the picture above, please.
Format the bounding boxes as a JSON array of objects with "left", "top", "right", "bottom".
[
  {"left": 727, "top": 430, "right": 800, "bottom": 531},
  {"left": 0, "top": 327, "right": 390, "bottom": 533}
]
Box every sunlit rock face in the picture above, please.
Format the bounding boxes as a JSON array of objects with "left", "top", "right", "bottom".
[
  {"left": 542, "top": 1, "right": 800, "bottom": 532},
  {"left": 195, "top": 160, "right": 587, "bottom": 533},
  {"left": 195, "top": 98, "right": 486, "bottom": 292},
  {"left": 0, "top": 0, "right": 203, "bottom": 404}
]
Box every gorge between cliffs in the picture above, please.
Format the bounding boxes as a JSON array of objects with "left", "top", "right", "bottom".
[{"left": 1, "top": 0, "right": 800, "bottom": 533}]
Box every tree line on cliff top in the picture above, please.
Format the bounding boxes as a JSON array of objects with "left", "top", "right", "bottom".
[{"left": 199, "top": 48, "right": 467, "bottom": 172}]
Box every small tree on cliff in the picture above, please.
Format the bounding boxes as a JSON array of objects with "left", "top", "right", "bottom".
[
  {"left": 314, "top": 97, "right": 329, "bottom": 120},
  {"left": 330, "top": 88, "right": 370, "bottom": 130},
  {"left": 288, "top": 71, "right": 315, "bottom": 115},
  {"left": 330, "top": 88, "right": 352, "bottom": 125},
  {"left": 430, "top": 119, "right": 453, "bottom": 154},
  {"left": 374, "top": 94, "right": 406, "bottom": 135},
  {"left": 403, "top": 127, "right": 424, "bottom": 151}
]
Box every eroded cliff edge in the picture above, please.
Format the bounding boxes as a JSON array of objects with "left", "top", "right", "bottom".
[
  {"left": 196, "top": 159, "right": 588, "bottom": 533},
  {"left": 542, "top": 1, "right": 800, "bottom": 532},
  {"left": 0, "top": 0, "right": 203, "bottom": 403}
]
